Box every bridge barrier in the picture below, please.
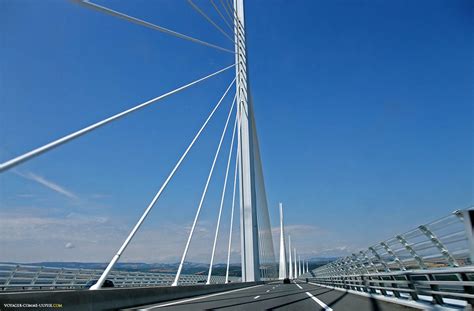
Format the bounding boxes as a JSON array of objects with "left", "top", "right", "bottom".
[
  {"left": 0, "top": 281, "right": 262, "bottom": 311},
  {"left": 310, "top": 207, "right": 474, "bottom": 307},
  {"left": 314, "top": 208, "right": 474, "bottom": 279},
  {"left": 308, "top": 267, "right": 474, "bottom": 307},
  {"left": 0, "top": 263, "right": 239, "bottom": 291}
]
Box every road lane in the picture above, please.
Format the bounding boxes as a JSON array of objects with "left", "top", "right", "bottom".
[
  {"left": 305, "top": 291, "right": 333, "bottom": 310},
  {"left": 126, "top": 281, "right": 417, "bottom": 310},
  {"left": 297, "top": 282, "right": 415, "bottom": 311}
]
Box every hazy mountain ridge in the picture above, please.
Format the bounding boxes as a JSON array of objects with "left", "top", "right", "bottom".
[
  {"left": 2, "top": 262, "right": 243, "bottom": 276},
  {"left": 2, "top": 257, "right": 338, "bottom": 276}
]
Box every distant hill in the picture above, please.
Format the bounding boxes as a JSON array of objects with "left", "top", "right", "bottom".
[
  {"left": 5, "top": 262, "right": 242, "bottom": 276},
  {"left": 305, "top": 257, "right": 338, "bottom": 271},
  {"left": 3, "top": 257, "right": 337, "bottom": 276}
]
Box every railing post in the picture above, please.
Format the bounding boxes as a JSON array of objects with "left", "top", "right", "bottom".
[
  {"left": 396, "top": 234, "right": 427, "bottom": 269},
  {"left": 460, "top": 272, "right": 474, "bottom": 307},
  {"left": 367, "top": 275, "right": 377, "bottom": 294},
  {"left": 419, "top": 225, "right": 459, "bottom": 267},
  {"left": 360, "top": 275, "right": 367, "bottom": 292},
  {"left": 5, "top": 265, "right": 19, "bottom": 290},
  {"left": 29, "top": 266, "right": 42, "bottom": 289},
  {"left": 456, "top": 209, "right": 474, "bottom": 264},
  {"left": 380, "top": 242, "right": 406, "bottom": 271},
  {"left": 360, "top": 250, "right": 379, "bottom": 273},
  {"left": 406, "top": 273, "right": 419, "bottom": 301},
  {"left": 378, "top": 276, "right": 388, "bottom": 296},
  {"left": 52, "top": 268, "right": 64, "bottom": 289},
  {"left": 427, "top": 273, "right": 444, "bottom": 305},
  {"left": 369, "top": 247, "right": 390, "bottom": 273},
  {"left": 390, "top": 275, "right": 401, "bottom": 298}
]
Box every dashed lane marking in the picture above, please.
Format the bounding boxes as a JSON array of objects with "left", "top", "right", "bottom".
[
  {"left": 305, "top": 291, "right": 333, "bottom": 311},
  {"left": 136, "top": 284, "right": 264, "bottom": 310}
]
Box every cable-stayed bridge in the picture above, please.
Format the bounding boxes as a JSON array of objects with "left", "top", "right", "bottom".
[{"left": 1, "top": 1, "right": 473, "bottom": 310}]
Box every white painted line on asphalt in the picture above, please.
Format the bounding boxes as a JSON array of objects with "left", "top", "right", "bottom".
[
  {"left": 305, "top": 291, "right": 333, "bottom": 311},
  {"left": 295, "top": 283, "right": 303, "bottom": 290},
  {"left": 307, "top": 282, "right": 458, "bottom": 310},
  {"left": 254, "top": 295, "right": 260, "bottom": 299},
  {"left": 266, "top": 290, "right": 270, "bottom": 293},
  {"left": 136, "top": 284, "right": 264, "bottom": 310}
]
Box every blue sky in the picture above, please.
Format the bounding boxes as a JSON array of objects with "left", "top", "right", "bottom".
[{"left": 0, "top": 0, "right": 472, "bottom": 264}]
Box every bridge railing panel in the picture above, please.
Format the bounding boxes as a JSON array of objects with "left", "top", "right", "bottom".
[
  {"left": 0, "top": 263, "right": 240, "bottom": 291},
  {"left": 310, "top": 207, "right": 474, "bottom": 306}
]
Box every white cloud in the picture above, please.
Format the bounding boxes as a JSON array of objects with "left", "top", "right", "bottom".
[
  {"left": 14, "top": 170, "right": 78, "bottom": 200},
  {"left": 0, "top": 210, "right": 239, "bottom": 264},
  {"left": 271, "top": 223, "right": 360, "bottom": 258},
  {"left": 272, "top": 224, "right": 326, "bottom": 236},
  {"left": 89, "top": 194, "right": 111, "bottom": 199},
  {"left": 16, "top": 193, "right": 35, "bottom": 198},
  {"left": 0, "top": 209, "right": 357, "bottom": 264}
]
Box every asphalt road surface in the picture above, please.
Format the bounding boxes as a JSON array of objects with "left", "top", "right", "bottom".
[{"left": 127, "top": 281, "right": 416, "bottom": 311}]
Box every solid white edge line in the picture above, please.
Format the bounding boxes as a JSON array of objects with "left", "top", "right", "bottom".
[
  {"left": 307, "top": 282, "right": 461, "bottom": 311},
  {"left": 138, "top": 284, "right": 264, "bottom": 310},
  {"left": 305, "top": 291, "right": 333, "bottom": 311}
]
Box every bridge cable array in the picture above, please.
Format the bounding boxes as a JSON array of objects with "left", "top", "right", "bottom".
[
  {"left": 173, "top": 84, "right": 236, "bottom": 286},
  {"left": 92, "top": 77, "right": 237, "bottom": 289},
  {"left": 187, "top": 0, "right": 235, "bottom": 43},
  {"left": 225, "top": 121, "right": 241, "bottom": 283},
  {"left": 73, "top": 0, "right": 234, "bottom": 54},
  {"left": 207, "top": 102, "right": 240, "bottom": 284},
  {"left": 210, "top": 0, "right": 234, "bottom": 33},
  {"left": 0, "top": 65, "right": 234, "bottom": 173},
  {"left": 1, "top": 0, "right": 277, "bottom": 289}
]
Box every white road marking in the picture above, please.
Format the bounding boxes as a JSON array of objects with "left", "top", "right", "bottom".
[
  {"left": 305, "top": 291, "right": 333, "bottom": 311},
  {"left": 137, "top": 284, "right": 264, "bottom": 310},
  {"left": 295, "top": 283, "right": 303, "bottom": 290},
  {"left": 308, "top": 282, "right": 436, "bottom": 310},
  {"left": 266, "top": 290, "right": 270, "bottom": 293},
  {"left": 254, "top": 295, "right": 260, "bottom": 299}
]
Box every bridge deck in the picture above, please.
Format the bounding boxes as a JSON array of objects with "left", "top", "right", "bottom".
[{"left": 125, "top": 281, "right": 416, "bottom": 311}]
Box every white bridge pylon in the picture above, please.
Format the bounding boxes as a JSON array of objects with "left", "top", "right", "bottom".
[
  {"left": 288, "top": 235, "right": 294, "bottom": 279},
  {"left": 0, "top": 0, "right": 277, "bottom": 289},
  {"left": 277, "top": 203, "right": 307, "bottom": 280},
  {"left": 278, "top": 203, "right": 288, "bottom": 279}
]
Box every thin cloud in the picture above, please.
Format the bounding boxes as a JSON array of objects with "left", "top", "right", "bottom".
[
  {"left": 90, "top": 194, "right": 111, "bottom": 199},
  {"left": 0, "top": 211, "right": 235, "bottom": 263},
  {"left": 16, "top": 193, "right": 36, "bottom": 198},
  {"left": 14, "top": 170, "right": 78, "bottom": 200}
]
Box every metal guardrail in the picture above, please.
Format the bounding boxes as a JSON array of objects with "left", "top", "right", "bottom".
[
  {"left": 314, "top": 208, "right": 474, "bottom": 276},
  {"left": 0, "top": 264, "right": 240, "bottom": 291},
  {"left": 308, "top": 267, "right": 474, "bottom": 306},
  {"left": 311, "top": 207, "right": 474, "bottom": 306}
]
